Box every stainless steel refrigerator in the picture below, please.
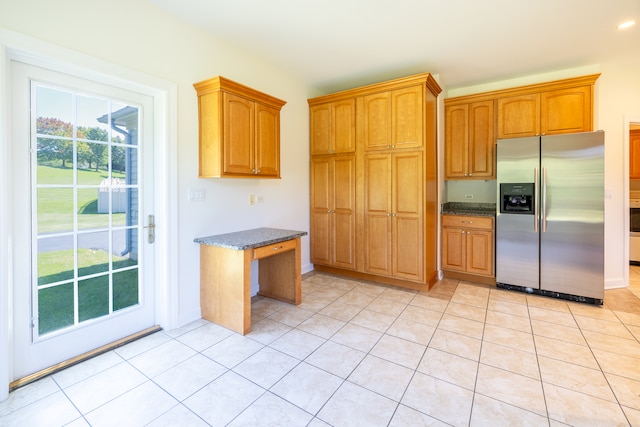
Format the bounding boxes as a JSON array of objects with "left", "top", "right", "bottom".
[{"left": 496, "top": 131, "right": 604, "bottom": 303}]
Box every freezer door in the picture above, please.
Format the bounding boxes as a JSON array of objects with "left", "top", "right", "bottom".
[
  {"left": 540, "top": 132, "right": 604, "bottom": 299},
  {"left": 496, "top": 137, "right": 540, "bottom": 289}
]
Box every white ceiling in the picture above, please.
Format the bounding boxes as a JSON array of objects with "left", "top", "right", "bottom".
[{"left": 150, "top": 0, "right": 639, "bottom": 93}]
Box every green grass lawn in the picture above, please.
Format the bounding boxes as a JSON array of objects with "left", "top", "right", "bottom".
[
  {"left": 36, "top": 165, "right": 139, "bottom": 335},
  {"left": 38, "top": 249, "right": 139, "bottom": 335},
  {"left": 37, "top": 165, "right": 127, "bottom": 233}
]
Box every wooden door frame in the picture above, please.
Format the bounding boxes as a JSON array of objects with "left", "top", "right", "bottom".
[{"left": 0, "top": 29, "right": 179, "bottom": 401}]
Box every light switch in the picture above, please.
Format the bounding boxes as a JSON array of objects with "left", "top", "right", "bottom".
[{"left": 189, "top": 188, "right": 206, "bottom": 201}]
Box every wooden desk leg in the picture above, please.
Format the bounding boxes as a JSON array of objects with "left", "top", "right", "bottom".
[
  {"left": 200, "top": 245, "right": 252, "bottom": 335},
  {"left": 257, "top": 237, "right": 302, "bottom": 305}
]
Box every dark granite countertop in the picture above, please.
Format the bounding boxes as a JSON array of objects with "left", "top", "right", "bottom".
[
  {"left": 194, "top": 227, "right": 307, "bottom": 250},
  {"left": 441, "top": 202, "right": 496, "bottom": 217}
]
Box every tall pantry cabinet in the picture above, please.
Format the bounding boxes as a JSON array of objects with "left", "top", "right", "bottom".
[{"left": 309, "top": 73, "right": 442, "bottom": 290}]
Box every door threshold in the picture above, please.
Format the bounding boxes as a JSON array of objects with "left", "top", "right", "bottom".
[{"left": 9, "top": 325, "right": 161, "bottom": 392}]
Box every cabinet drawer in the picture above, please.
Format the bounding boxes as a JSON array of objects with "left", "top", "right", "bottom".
[
  {"left": 253, "top": 239, "right": 297, "bottom": 260},
  {"left": 441, "top": 215, "right": 493, "bottom": 230}
]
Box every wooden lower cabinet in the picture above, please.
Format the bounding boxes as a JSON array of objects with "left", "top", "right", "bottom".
[
  {"left": 442, "top": 215, "right": 494, "bottom": 281},
  {"left": 310, "top": 155, "right": 356, "bottom": 270},
  {"left": 364, "top": 151, "right": 423, "bottom": 282}
]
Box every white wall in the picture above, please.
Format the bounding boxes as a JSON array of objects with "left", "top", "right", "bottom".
[
  {"left": 444, "top": 181, "right": 497, "bottom": 203},
  {"left": 445, "top": 61, "right": 640, "bottom": 290},
  {"left": 0, "top": 0, "right": 313, "bottom": 328}
]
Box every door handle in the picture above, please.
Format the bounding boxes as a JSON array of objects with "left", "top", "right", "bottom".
[
  {"left": 144, "top": 214, "right": 156, "bottom": 244},
  {"left": 541, "top": 168, "right": 547, "bottom": 233},
  {"left": 534, "top": 167, "right": 539, "bottom": 233}
]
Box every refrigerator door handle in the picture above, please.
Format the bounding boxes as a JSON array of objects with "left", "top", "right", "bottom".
[
  {"left": 542, "top": 167, "right": 547, "bottom": 232},
  {"left": 534, "top": 167, "right": 539, "bottom": 232}
]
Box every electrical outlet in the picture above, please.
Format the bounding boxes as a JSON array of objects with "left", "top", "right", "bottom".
[
  {"left": 249, "top": 194, "right": 255, "bottom": 205},
  {"left": 464, "top": 194, "right": 474, "bottom": 200},
  {"left": 257, "top": 195, "right": 264, "bottom": 203},
  {"left": 189, "top": 188, "right": 206, "bottom": 201}
]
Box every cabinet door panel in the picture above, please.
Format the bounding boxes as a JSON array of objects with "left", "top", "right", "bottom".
[
  {"left": 392, "top": 85, "right": 423, "bottom": 149},
  {"left": 364, "top": 154, "right": 391, "bottom": 275},
  {"left": 394, "top": 216, "right": 422, "bottom": 279},
  {"left": 255, "top": 104, "right": 280, "bottom": 177},
  {"left": 310, "top": 158, "right": 331, "bottom": 265},
  {"left": 365, "top": 154, "right": 391, "bottom": 213},
  {"left": 466, "top": 230, "right": 494, "bottom": 276},
  {"left": 469, "top": 101, "right": 494, "bottom": 178},
  {"left": 333, "top": 156, "right": 356, "bottom": 214},
  {"left": 445, "top": 104, "right": 468, "bottom": 178},
  {"left": 310, "top": 212, "right": 331, "bottom": 265},
  {"left": 393, "top": 152, "right": 422, "bottom": 216},
  {"left": 365, "top": 215, "right": 391, "bottom": 274},
  {"left": 333, "top": 100, "right": 356, "bottom": 153},
  {"left": 631, "top": 130, "right": 640, "bottom": 179},
  {"left": 497, "top": 94, "right": 540, "bottom": 139},
  {"left": 541, "top": 86, "right": 591, "bottom": 135},
  {"left": 334, "top": 212, "right": 355, "bottom": 268},
  {"left": 363, "top": 93, "right": 391, "bottom": 151},
  {"left": 392, "top": 152, "right": 423, "bottom": 280},
  {"left": 442, "top": 228, "right": 465, "bottom": 271},
  {"left": 333, "top": 156, "right": 356, "bottom": 269},
  {"left": 223, "top": 93, "right": 254, "bottom": 174},
  {"left": 309, "top": 104, "right": 331, "bottom": 155}
]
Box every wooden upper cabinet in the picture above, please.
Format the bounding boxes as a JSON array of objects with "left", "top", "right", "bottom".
[
  {"left": 223, "top": 93, "right": 255, "bottom": 175},
  {"left": 392, "top": 85, "right": 423, "bottom": 150},
  {"left": 630, "top": 129, "right": 640, "bottom": 179},
  {"left": 362, "top": 84, "right": 423, "bottom": 151},
  {"left": 362, "top": 92, "right": 391, "bottom": 151},
  {"left": 445, "top": 101, "right": 494, "bottom": 179},
  {"left": 540, "top": 85, "right": 592, "bottom": 135},
  {"left": 497, "top": 94, "right": 540, "bottom": 139},
  {"left": 468, "top": 101, "right": 495, "bottom": 178},
  {"left": 255, "top": 103, "right": 280, "bottom": 177},
  {"left": 309, "top": 103, "right": 331, "bottom": 154},
  {"left": 496, "top": 75, "right": 598, "bottom": 139},
  {"left": 310, "top": 99, "right": 356, "bottom": 155},
  {"left": 194, "top": 76, "right": 286, "bottom": 178}
]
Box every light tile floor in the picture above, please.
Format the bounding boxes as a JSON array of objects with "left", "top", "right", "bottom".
[{"left": 3, "top": 271, "right": 640, "bottom": 426}]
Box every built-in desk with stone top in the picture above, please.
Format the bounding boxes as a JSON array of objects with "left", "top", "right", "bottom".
[{"left": 194, "top": 228, "right": 307, "bottom": 334}]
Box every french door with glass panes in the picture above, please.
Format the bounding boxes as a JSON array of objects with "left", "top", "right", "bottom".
[{"left": 11, "top": 61, "right": 156, "bottom": 379}]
